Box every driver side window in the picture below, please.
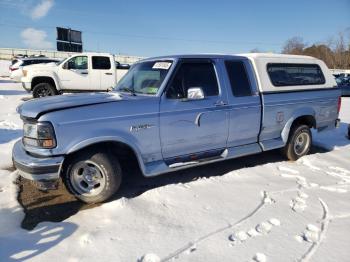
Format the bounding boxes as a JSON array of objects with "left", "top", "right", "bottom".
[
  {"left": 166, "top": 62, "right": 219, "bottom": 99},
  {"left": 66, "top": 56, "right": 88, "bottom": 70}
]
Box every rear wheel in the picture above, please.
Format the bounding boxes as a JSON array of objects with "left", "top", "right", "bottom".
[
  {"left": 63, "top": 150, "right": 122, "bottom": 203},
  {"left": 32, "top": 83, "right": 58, "bottom": 98},
  {"left": 283, "top": 124, "right": 312, "bottom": 161}
]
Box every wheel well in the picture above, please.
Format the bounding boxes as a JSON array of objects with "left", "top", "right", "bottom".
[
  {"left": 291, "top": 115, "right": 316, "bottom": 129},
  {"left": 31, "top": 77, "right": 56, "bottom": 90},
  {"left": 62, "top": 141, "right": 141, "bottom": 177}
]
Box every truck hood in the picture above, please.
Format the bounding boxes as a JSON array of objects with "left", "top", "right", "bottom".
[{"left": 18, "top": 92, "right": 124, "bottom": 119}]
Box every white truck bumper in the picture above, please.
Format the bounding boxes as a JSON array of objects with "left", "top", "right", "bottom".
[{"left": 21, "top": 82, "right": 31, "bottom": 92}]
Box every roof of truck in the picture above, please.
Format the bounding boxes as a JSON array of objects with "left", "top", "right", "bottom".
[
  {"left": 141, "top": 53, "right": 335, "bottom": 93},
  {"left": 65, "top": 52, "right": 113, "bottom": 57},
  {"left": 141, "top": 54, "right": 237, "bottom": 60},
  {"left": 141, "top": 53, "right": 319, "bottom": 61},
  {"left": 239, "top": 53, "right": 317, "bottom": 60}
]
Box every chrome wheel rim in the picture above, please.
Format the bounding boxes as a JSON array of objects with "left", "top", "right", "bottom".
[
  {"left": 70, "top": 160, "right": 106, "bottom": 196},
  {"left": 294, "top": 132, "right": 310, "bottom": 156}
]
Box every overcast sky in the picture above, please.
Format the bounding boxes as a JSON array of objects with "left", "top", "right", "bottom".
[{"left": 0, "top": 0, "right": 349, "bottom": 56}]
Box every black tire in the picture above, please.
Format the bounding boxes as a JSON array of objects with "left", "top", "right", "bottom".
[
  {"left": 63, "top": 149, "right": 122, "bottom": 203},
  {"left": 32, "top": 83, "right": 58, "bottom": 98},
  {"left": 283, "top": 124, "right": 312, "bottom": 161}
]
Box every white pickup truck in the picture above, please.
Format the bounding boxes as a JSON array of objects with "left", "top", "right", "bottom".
[{"left": 21, "top": 52, "right": 130, "bottom": 98}]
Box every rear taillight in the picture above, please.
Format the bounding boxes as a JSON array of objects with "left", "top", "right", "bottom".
[
  {"left": 9, "top": 67, "right": 18, "bottom": 71},
  {"left": 337, "top": 96, "right": 342, "bottom": 113}
]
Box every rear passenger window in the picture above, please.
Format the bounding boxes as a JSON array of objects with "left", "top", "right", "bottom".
[
  {"left": 32, "top": 60, "right": 45, "bottom": 64},
  {"left": 92, "top": 56, "right": 111, "bottom": 70},
  {"left": 225, "top": 61, "right": 252, "bottom": 97},
  {"left": 22, "top": 61, "right": 31, "bottom": 66},
  {"left": 166, "top": 62, "right": 219, "bottom": 99},
  {"left": 267, "top": 63, "right": 325, "bottom": 86}
]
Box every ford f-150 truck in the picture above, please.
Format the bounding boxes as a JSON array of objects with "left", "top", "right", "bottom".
[
  {"left": 20, "top": 52, "right": 130, "bottom": 98},
  {"left": 13, "top": 53, "right": 341, "bottom": 203}
]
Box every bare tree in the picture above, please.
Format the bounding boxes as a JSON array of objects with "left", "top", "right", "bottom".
[
  {"left": 345, "top": 28, "right": 350, "bottom": 69},
  {"left": 250, "top": 48, "right": 261, "bottom": 53},
  {"left": 325, "top": 37, "right": 335, "bottom": 68},
  {"left": 281, "top": 32, "right": 350, "bottom": 69},
  {"left": 282, "top": 37, "right": 306, "bottom": 55},
  {"left": 334, "top": 32, "right": 346, "bottom": 69}
]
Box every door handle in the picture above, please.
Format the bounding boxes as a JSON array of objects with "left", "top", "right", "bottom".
[
  {"left": 105, "top": 72, "right": 113, "bottom": 75},
  {"left": 80, "top": 72, "right": 88, "bottom": 75},
  {"left": 214, "top": 101, "right": 228, "bottom": 107}
]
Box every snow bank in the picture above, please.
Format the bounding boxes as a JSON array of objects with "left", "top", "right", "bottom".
[
  {"left": 0, "top": 60, "right": 11, "bottom": 77},
  {"left": 0, "top": 77, "right": 27, "bottom": 169},
  {"left": 0, "top": 170, "right": 23, "bottom": 235}
]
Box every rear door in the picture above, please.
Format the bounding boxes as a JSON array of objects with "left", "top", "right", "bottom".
[
  {"left": 160, "top": 59, "right": 229, "bottom": 161},
  {"left": 91, "top": 56, "right": 115, "bottom": 90},
  {"left": 224, "top": 59, "right": 261, "bottom": 147}
]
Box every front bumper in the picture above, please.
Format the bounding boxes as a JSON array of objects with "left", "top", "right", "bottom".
[
  {"left": 22, "top": 82, "right": 31, "bottom": 92},
  {"left": 12, "top": 140, "right": 64, "bottom": 181}
]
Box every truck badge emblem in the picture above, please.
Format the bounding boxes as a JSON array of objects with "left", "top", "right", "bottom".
[{"left": 130, "top": 124, "right": 155, "bottom": 132}]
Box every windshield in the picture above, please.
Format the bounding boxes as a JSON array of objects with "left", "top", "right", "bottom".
[
  {"left": 115, "top": 60, "right": 172, "bottom": 95},
  {"left": 56, "top": 58, "right": 67, "bottom": 66}
]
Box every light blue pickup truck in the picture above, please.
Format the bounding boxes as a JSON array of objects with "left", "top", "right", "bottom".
[{"left": 13, "top": 53, "right": 341, "bottom": 203}]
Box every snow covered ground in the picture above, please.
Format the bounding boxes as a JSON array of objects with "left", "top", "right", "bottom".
[
  {"left": 0, "top": 60, "right": 11, "bottom": 77},
  {"left": 0, "top": 75, "right": 350, "bottom": 262}
]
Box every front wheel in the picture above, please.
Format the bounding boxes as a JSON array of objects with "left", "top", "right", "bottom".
[
  {"left": 283, "top": 124, "right": 312, "bottom": 161},
  {"left": 63, "top": 150, "right": 122, "bottom": 203},
  {"left": 32, "top": 83, "right": 58, "bottom": 98}
]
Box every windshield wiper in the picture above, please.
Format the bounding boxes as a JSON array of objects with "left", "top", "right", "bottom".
[{"left": 118, "top": 87, "right": 137, "bottom": 96}]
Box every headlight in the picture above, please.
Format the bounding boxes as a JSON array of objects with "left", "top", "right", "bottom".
[{"left": 23, "top": 122, "right": 56, "bottom": 148}]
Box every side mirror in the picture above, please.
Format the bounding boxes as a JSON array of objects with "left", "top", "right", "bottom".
[
  {"left": 65, "top": 61, "right": 75, "bottom": 70},
  {"left": 62, "top": 62, "right": 68, "bottom": 69},
  {"left": 187, "top": 87, "right": 204, "bottom": 100},
  {"left": 117, "top": 64, "right": 131, "bottom": 70}
]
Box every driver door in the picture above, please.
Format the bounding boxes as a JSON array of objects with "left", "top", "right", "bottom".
[
  {"left": 59, "top": 56, "right": 91, "bottom": 90},
  {"left": 159, "top": 59, "right": 229, "bottom": 161}
]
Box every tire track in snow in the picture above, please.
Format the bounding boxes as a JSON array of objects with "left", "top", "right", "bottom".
[
  {"left": 277, "top": 164, "right": 348, "bottom": 194},
  {"left": 142, "top": 161, "right": 348, "bottom": 261},
  {"left": 328, "top": 213, "right": 350, "bottom": 220},
  {"left": 299, "top": 198, "right": 330, "bottom": 262},
  {"left": 290, "top": 191, "right": 309, "bottom": 212},
  {"left": 160, "top": 191, "right": 271, "bottom": 262},
  {"left": 228, "top": 218, "right": 281, "bottom": 247}
]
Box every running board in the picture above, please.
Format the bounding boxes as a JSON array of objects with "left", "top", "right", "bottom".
[
  {"left": 168, "top": 152, "right": 227, "bottom": 168},
  {"left": 143, "top": 144, "right": 262, "bottom": 177},
  {"left": 166, "top": 144, "right": 261, "bottom": 169}
]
